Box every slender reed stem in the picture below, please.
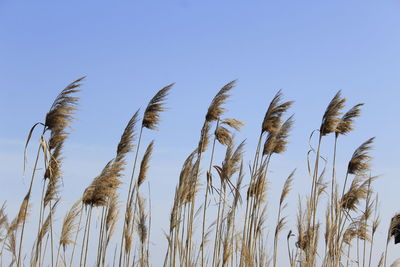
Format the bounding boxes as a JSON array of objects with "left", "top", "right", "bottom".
[
  {"left": 79, "top": 209, "right": 90, "bottom": 267},
  {"left": 83, "top": 206, "right": 93, "bottom": 267},
  {"left": 201, "top": 119, "right": 219, "bottom": 267},
  {"left": 17, "top": 129, "right": 45, "bottom": 267},
  {"left": 119, "top": 126, "right": 144, "bottom": 266},
  {"left": 70, "top": 203, "right": 83, "bottom": 267}
]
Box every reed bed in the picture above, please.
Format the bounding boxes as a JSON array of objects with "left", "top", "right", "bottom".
[{"left": 1, "top": 77, "right": 398, "bottom": 267}]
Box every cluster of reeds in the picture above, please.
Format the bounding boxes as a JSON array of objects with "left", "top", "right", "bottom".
[{"left": 0, "top": 77, "right": 399, "bottom": 267}]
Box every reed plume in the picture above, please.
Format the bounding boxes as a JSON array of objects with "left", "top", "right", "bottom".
[
  {"left": 261, "top": 90, "right": 293, "bottom": 134},
  {"left": 59, "top": 200, "right": 82, "bottom": 249},
  {"left": 320, "top": 90, "right": 346, "bottom": 136},
  {"left": 142, "top": 83, "right": 173, "bottom": 130},
  {"left": 9, "top": 193, "right": 30, "bottom": 233},
  {"left": 347, "top": 137, "right": 375, "bottom": 176},
  {"left": 44, "top": 77, "right": 83, "bottom": 132},
  {"left": 221, "top": 118, "right": 244, "bottom": 131},
  {"left": 83, "top": 111, "right": 139, "bottom": 206},
  {"left": 137, "top": 141, "right": 155, "bottom": 187},
  {"left": 263, "top": 115, "right": 294, "bottom": 156},
  {"left": 336, "top": 103, "right": 364, "bottom": 136},
  {"left": 341, "top": 176, "right": 369, "bottom": 211},
  {"left": 18, "top": 77, "right": 83, "bottom": 267},
  {"left": 273, "top": 170, "right": 295, "bottom": 267},
  {"left": 198, "top": 121, "right": 211, "bottom": 153},
  {"left": 205, "top": 80, "right": 235, "bottom": 122}
]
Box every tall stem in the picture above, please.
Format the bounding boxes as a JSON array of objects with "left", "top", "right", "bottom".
[
  {"left": 119, "top": 126, "right": 144, "bottom": 266},
  {"left": 239, "top": 133, "right": 263, "bottom": 267},
  {"left": 273, "top": 205, "right": 283, "bottom": 267},
  {"left": 96, "top": 206, "right": 106, "bottom": 266},
  {"left": 331, "top": 135, "right": 338, "bottom": 266},
  {"left": 35, "top": 181, "right": 47, "bottom": 267},
  {"left": 49, "top": 202, "right": 55, "bottom": 267},
  {"left": 309, "top": 134, "right": 322, "bottom": 265},
  {"left": 79, "top": 208, "right": 90, "bottom": 267},
  {"left": 70, "top": 202, "right": 83, "bottom": 267},
  {"left": 17, "top": 128, "right": 45, "bottom": 267},
  {"left": 201, "top": 119, "right": 219, "bottom": 267},
  {"left": 83, "top": 206, "right": 93, "bottom": 267}
]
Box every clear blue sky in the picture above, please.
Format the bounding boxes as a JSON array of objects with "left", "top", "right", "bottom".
[{"left": 1, "top": 0, "right": 400, "bottom": 265}]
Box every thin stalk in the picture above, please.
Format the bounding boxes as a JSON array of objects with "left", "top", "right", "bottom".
[
  {"left": 368, "top": 232, "right": 375, "bottom": 267},
  {"left": 273, "top": 203, "right": 283, "bottom": 267},
  {"left": 70, "top": 203, "right": 83, "bottom": 267},
  {"left": 83, "top": 206, "right": 93, "bottom": 267},
  {"left": 185, "top": 121, "right": 209, "bottom": 267},
  {"left": 384, "top": 240, "right": 389, "bottom": 267},
  {"left": 311, "top": 134, "right": 322, "bottom": 228},
  {"left": 201, "top": 119, "right": 219, "bottom": 267},
  {"left": 17, "top": 129, "right": 45, "bottom": 267},
  {"left": 49, "top": 202, "right": 55, "bottom": 267},
  {"left": 346, "top": 244, "right": 350, "bottom": 267},
  {"left": 179, "top": 205, "right": 187, "bottom": 265},
  {"left": 240, "top": 133, "right": 263, "bottom": 267},
  {"left": 79, "top": 208, "right": 90, "bottom": 267},
  {"left": 218, "top": 184, "right": 227, "bottom": 262},
  {"left": 127, "top": 188, "right": 142, "bottom": 266},
  {"left": 147, "top": 184, "right": 152, "bottom": 267},
  {"left": 363, "top": 179, "right": 372, "bottom": 267},
  {"left": 200, "top": 121, "right": 219, "bottom": 267},
  {"left": 119, "top": 126, "right": 144, "bottom": 267},
  {"left": 113, "top": 243, "right": 118, "bottom": 267},
  {"left": 331, "top": 135, "right": 338, "bottom": 265},
  {"left": 41, "top": 235, "right": 50, "bottom": 267},
  {"left": 357, "top": 237, "right": 360, "bottom": 267},
  {"left": 212, "top": 182, "right": 226, "bottom": 267},
  {"left": 248, "top": 155, "right": 270, "bottom": 257},
  {"left": 96, "top": 206, "right": 106, "bottom": 266},
  {"left": 35, "top": 180, "right": 47, "bottom": 267},
  {"left": 55, "top": 244, "right": 61, "bottom": 267}
]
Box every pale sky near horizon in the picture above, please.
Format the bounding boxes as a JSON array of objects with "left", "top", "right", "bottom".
[{"left": 1, "top": 1, "right": 400, "bottom": 266}]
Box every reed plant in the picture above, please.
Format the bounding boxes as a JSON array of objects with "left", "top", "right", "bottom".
[{"left": 2, "top": 78, "right": 398, "bottom": 267}]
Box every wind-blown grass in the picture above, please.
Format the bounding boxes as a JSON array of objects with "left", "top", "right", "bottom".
[{"left": 1, "top": 78, "right": 397, "bottom": 267}]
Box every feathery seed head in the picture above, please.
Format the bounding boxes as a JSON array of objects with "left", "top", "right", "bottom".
[
  {"left": 206, "top": 80, "right": 235, "bottom": 122},
  {"left": 142, "top": 83, "right": 173, "bottom": 130},
  {"left": 347, "top": 137, "right": 374, "bottom": 175},
  {"left": 336, "top": 103, "right": 364, "bottom": 135},
  {"left": 320, "top": 90, "right": 346, "bottom": 136},
  {"left": 262, "top": 90, "right": 293, "bottom": 134},
  {"left": 137, "top": 141, "right": 154, "bottom": 187}
]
